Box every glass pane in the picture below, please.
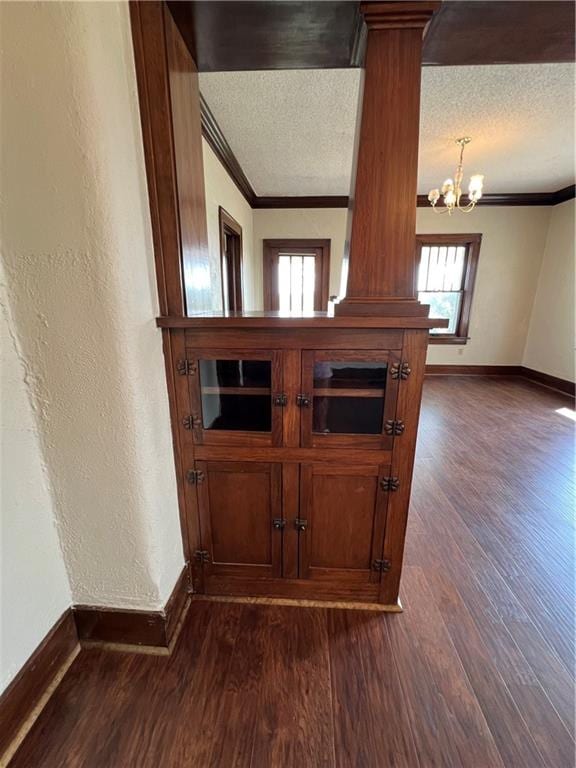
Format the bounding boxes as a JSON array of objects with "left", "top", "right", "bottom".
[
  {"left": 417, "top": 246, "right": 430, "bottom": 292},
  {"left": 290, "top": 255, "right": 303, "bottom": 313},
  {"left": 302, "top": 256, "right": 316, "bottom": 313},
  {"left": 313, "top": 396, "right": 384, "bottom": 435},
  {"left": 313, "top": 361, "right": 387, "bottom": 390},
  {"left": 418, "top": 291, "right": 461, "bottom": 334},
  {"left": 277, "top": 252, "right": 317, "bottom": 314},
  {"left": 199, "top": 359, "right": 271, "bottom": 431},
  {"left": 278, "top": 256, "right": 291, "bottom": 313}
]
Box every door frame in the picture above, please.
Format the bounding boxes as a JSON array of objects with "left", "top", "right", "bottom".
[
  {"left": 263, "top": 239, "right": 331, "bottom": 312},
  {"left": 219, "top": 207, "right": 243, "bottom": 312}
]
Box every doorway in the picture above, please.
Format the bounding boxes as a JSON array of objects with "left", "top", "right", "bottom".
[
  {"left": 263, "top": 239, "right": 330, "bottom": 313},
  {"left": 219, "top": 207, "right": 243, "bottom": 312}
]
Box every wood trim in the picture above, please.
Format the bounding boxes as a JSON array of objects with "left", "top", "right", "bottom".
[
  {"left": 129, "top": 1, "right": 185, "bottom": 316},
  {"left": 520, "top": 366, "right": 575, "bottom": 397},
  {"left": 425, "top": 365, "right": 523, "bottom": 376},
  {"left": 551, "top": 185, "right": 576, "bottom": 205},
  {"left": 0, "top": 609, "right": 78, "bottom": 760},
  {"left": 254, "top": 196, "right": 349, "bottom": 209},
  {"left": 74, "top": 566, "right": 190, "bottom": 649},
  {"left": 219, "top": 207, "right": 243, "bottom": 312},
  {"left": 200, "top": 94, "right": 256, "bottom": 206},
  {"left": 417, "top": 189, "right": 575, "bottom": 207},
  {"left": 424, "top": 364, "right": 575, "bottom": 396}
]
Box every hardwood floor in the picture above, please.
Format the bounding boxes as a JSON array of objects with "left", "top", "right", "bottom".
[{"left": 11, "top": 377, "right": 575, "bottom": 767}]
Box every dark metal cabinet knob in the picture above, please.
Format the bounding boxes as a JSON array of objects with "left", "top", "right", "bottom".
[
  {"left": 272, "top": 518, "right": 286, "bottom": 530},
  {"left": 296, "top": 394, "right": 311, "bottom": 408},
  {"left": 295, "top": 518, "right": 308, "bottom": 531}
]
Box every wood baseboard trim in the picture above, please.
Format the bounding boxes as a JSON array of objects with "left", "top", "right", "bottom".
[
  {"left": 0, "top": 609, "right": 79, "bottom": 763},
  {"left": 74, "top": 565, "right": 191, "bottom": 649},
  {"left": 520, "top": 366, "right": 575, "bottom": 397},
  {"left": 425, "top": 364, "right": 575, "bottom": 396},
  {"left": 192, "top": 594, "right": 403, "bottom": 613},
  {"left": 425, "top": 365, "right": 522, "bottom": 376}
]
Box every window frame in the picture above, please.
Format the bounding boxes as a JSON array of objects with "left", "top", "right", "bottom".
[
  {"left": 262, "top": 239, "right": 331, "bottom": 312},
  {"left": 416, "top": 233, "right": 482, "bottom": 345}
]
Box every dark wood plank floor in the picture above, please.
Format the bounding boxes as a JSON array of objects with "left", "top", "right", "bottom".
[{"left": 12, "top": 377, "right": 575, "bottom": 767}]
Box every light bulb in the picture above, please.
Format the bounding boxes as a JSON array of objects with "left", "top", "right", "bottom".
[
  {"left": 428, "top": 188, "right": 440, "bottom": 204},
  {"left": 468, "top": 174, "right": 484, "bottom": 193},
  {"left": 444, "top": 190, "right": 456, "bottom": 206},
  {"left": 441, "top": 179, "right": 454, "bottom": 195}
]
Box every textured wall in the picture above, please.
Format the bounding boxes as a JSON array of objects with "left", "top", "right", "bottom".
[
  {"left": 202, "top": 139, "right": 256, "bottom": 310},
  {"left": 523, "top": 199, "right": 575, "bottom": 381},
  {"left": 0, "top": 273, "right": 72, "bottom": 693},
  {"left": 0, "top": 1, "right": 183, "bottom": 610}
]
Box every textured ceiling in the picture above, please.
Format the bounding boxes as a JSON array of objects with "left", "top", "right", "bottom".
[{"left": 200, "top": 64, "right": 575, "bottom": 196}]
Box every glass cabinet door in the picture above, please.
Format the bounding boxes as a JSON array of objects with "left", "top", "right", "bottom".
[
  {"left": 300, "top": 351, "right": 401, "bottom": 449},
  {"left": 187, "top": 350, "right": 283, "bottom": 446}
]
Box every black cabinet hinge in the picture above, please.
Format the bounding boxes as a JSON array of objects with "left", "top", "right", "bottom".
[
  {"left": 380, "top": 476, "right": 400, "bottom": 492},
  {"left": 186, "top": 469, "right": 205, "bottom": 485},
  {"left": 384, "top": 419, "right": 405, "bottom": 436},
  {"left": 194, "top": 549, "right": 210, "bottom": 563},
  {"left": 182, "top": 414, "right": 201, "bottom": 430},
  {"left": 372, "top": 559, "right": 392, "bottom": 573},
  {"left": 176, "top": 359, "right": 197, "bottom": 376},
  {"left": 390, "top": 361, "right": 411, "bottom": 380}
]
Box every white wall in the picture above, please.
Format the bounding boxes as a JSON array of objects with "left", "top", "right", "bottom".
[
  {"left": 0, "top": 2, "right": 183, "bottom": 612},
  {"left": 523, "top": 199, "right": 575, "bottom": 381},
  {"left": 246, "top": 205, "right": 561, "bottom": 368},
  {"left": 252, "top": 208, "right": 348, "bottom": 310},
  {"left": 1, "top": 275, "right": 72, "bottom": 693},
  {"left": 202, "top": 139, "right": 256, "bottom": 310},
  {"left": 416, "top": 206, "right": 551, "bottom": 365}
]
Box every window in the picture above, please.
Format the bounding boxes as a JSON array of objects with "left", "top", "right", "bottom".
[
  {"left": 416, "top": 234, "right": 481, "bottom": 344},
  {"left": 263, "top": 239, "right": 330, "bottom": 313}
]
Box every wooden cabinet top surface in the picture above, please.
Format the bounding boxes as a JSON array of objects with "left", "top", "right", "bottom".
[{"left": 157, "top": 310, "right": 445, "bottom": 330}]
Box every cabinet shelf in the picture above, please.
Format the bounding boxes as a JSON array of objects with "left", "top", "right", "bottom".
[
  {"left": 201, "top": 386, "right": 271, "bottom": 396},
  {"left": 313, "top": 388, "right": 385, "bottom": 398}
]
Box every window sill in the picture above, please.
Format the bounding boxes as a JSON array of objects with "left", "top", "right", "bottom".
[{"left": 429, "top": 336, "right": 469, "bottom": 345}]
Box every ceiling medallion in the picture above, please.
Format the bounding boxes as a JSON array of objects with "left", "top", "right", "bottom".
[{"left": 428, "top": 137, "right": 484, "bottom": 214}]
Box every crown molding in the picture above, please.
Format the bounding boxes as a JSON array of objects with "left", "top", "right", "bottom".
[
  {"left": 253, "top": 196, "right": 349, "bottom": 209},
  {"left": 200, "top": 97, "right": 575, "bottom": 211},
  {"left": 200, "top": 94, "right": 256, "bottom": 206},
  {"left": 416, "top": 189, "right": 575, "bottom": 207}
]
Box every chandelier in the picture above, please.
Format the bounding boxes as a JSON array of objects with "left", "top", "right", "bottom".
[{"left": 427, "top": 137, "right": 484, "bottom": 214}]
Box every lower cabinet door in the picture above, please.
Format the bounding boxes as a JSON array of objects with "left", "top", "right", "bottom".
[
  {"left": 196, "top": 461, "right": 283, "bottom": 583},
  {"left": 298, "top": 463, "right": 390, "bottom": 588}
]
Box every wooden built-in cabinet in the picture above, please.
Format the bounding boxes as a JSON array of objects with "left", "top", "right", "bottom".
[{"left": 166, "top": 320, "right": 429, "bottom": 607}]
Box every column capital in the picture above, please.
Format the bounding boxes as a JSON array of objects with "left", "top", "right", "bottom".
[{"left": 360, "top": 2, "right": 440, "bottom": 32}]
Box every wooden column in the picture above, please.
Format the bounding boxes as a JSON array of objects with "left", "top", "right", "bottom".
[{"left": 336, "top": 1, "right": 440, "bottom": 317}]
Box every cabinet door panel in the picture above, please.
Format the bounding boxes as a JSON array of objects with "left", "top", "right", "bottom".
[
  {"left": 197, "top": 461, "right": 282, "bottom": 582},
  {"left": 187, "top": 349, "right": 283, "bottom": 446},
  {"left": 300, "top": 350, "right": 400, "bottom": 449},
  {"left": 299, "top": 463, "right": 391, "bottom": 586}
]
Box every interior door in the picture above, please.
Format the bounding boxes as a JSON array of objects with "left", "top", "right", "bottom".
[
  {"left": 196, "top": 461, "right": 283, "bottom": 584},
  {"left": 187, "top": 348, "right": 283, "bottom": 446},
  {"left": 298, "top": 463, "right": 391, "bottom": 589},
  {"left": 300, "top": 350, "right": 401, "bottom": 449}
]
